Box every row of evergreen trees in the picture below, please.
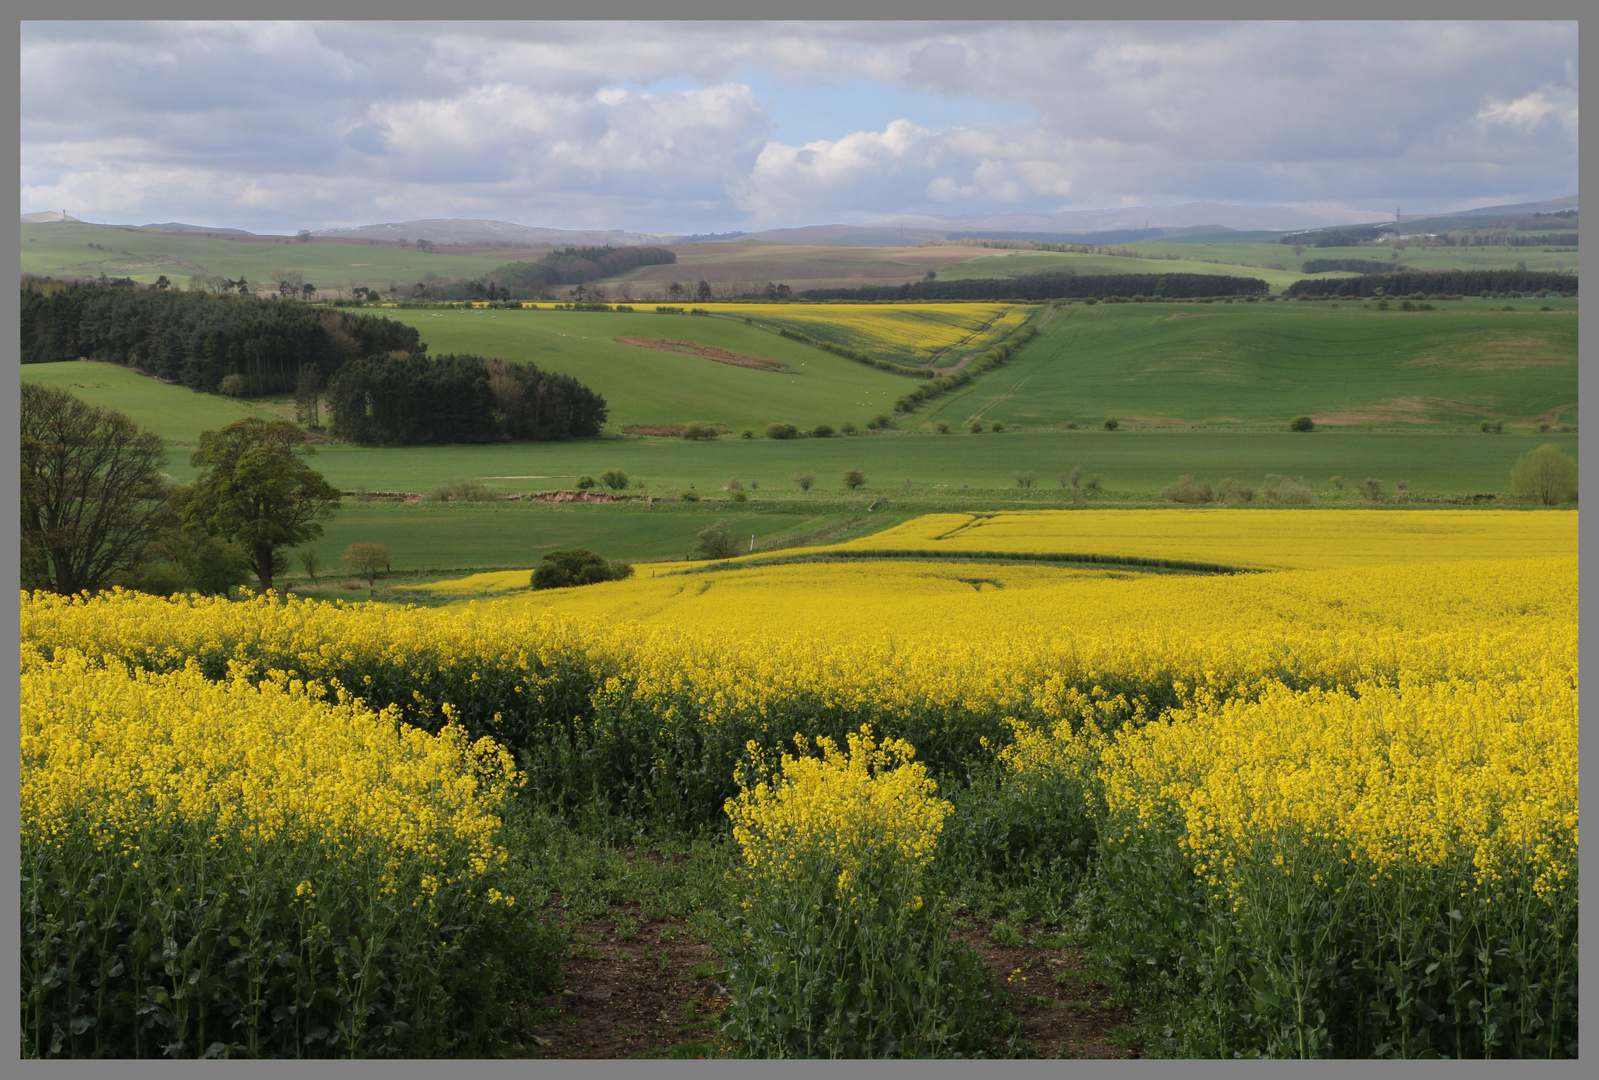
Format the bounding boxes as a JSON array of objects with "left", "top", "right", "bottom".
[
  {"left": 325, "top": 353, "right": 608, "bottom": 446},
  {"left": 20, "top": 279, "right": 422, "bottom": 395},
  {"left": 1284, "top": 269, "right": 1578, "bottom": 297},
  {"left": 798, "top": 272, "right": 1269, "bottom": 302}
]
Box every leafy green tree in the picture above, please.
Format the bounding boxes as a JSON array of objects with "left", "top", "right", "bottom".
[
  {"left": 1289, "top": 415, "right": 1315, "bottom": 432},
  {"left": 21, "top": 385, "right": 173, "bottom": 595},
  {"left": 842, "top": 468, "right": 866, "bottom": 489},
  {"left": 689, "top": 520, "right": 739, "bottom": 560},
  {"left": 1103, "top": 417, "right": 1120, "bottom": 431},
  {"left": 792, "top": 472, "right": 815, "bottom": 492},
  {"left": 600, "top": 468, "right": 630, "bottom": 491},
  {"left": 1510, "top": 444, "right": 1578, "bottom": 505},
  {"left": 177, "top": 418, "right": 341, "bottom": 593}
]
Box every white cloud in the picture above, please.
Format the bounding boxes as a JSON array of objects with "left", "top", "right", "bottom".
[{"left": 19, "top": 20, "right": 1577, "bottom": 233}]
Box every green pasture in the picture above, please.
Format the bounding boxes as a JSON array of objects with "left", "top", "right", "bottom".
[
  {"left": 1117, "top": 241, "right": 1579, "bottom": 276},
  {"left": 916, "top": 299, "right": 1577, "bottom": 431},
  {"left": 384, "top": 307, "right": 913, "bottom": 429},
  {"left": 930, "top": 249, "right": 1334, "bottom": 292},
  {"left": 293, "top": 502, "right": 820, "bottom": 576},
  {"left": 21, "top": 221, "right": 552, "bottom": 293},
  {"left": 19, "top": 360, "right": 287, "bottom": 446},
  {"left": 143, "top": 427, "right": 1575, "bottom": 502}
]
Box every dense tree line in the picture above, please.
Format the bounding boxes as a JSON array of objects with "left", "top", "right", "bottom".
[
  {"left": 798, "top": 272, "right": 1269, "bottom": 302},
  {"left": 326, "top": 353, "right": 608, "bottom": 446},
  {"left": 1284, "top": 269, "right": 1578, "bottom": 298},
  {"left": 1424, "top": 232, "right": 1579, "bottom": 247},
  {"left": 485, "top": 246, "right": 677, "bottom": 297},
  {"left": 1300, "top": 258, "right": 1404, "bottom": 274},
  {"left": 20, "top": 278, "right": 421, "bottom": 395}
]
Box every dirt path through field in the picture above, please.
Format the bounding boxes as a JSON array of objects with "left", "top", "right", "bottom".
[{"left": 506, "top": 905, "right": 1139, "bottom": 1059}]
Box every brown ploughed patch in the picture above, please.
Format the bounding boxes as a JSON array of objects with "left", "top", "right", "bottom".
[{"left": 616, "top": 337, "right": 791, "bottom": 372}]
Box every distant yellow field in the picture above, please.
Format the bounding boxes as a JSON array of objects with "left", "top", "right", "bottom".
[
  {"left": 690, "top": 302, "right": 1035, "bottom": 366},
  {"left": 834, "top": 508, "right": 1578, "bottom": 571}
]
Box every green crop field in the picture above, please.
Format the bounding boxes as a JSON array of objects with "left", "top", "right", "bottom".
[
  {"left": 931, "top": 249, "right": 1334, "bottom": 292},
  {"left": 19, "top": 360, "right": 288, "bottom": 446},
  {"left": 21, "top": 221, "right": 555, "bottom": 293},
  {"left": 915, "top": 298, "right": 1577, "bottom": 431},
  {"left": 381, "top": 307, "right": 916, "bottom": 429},
  {"left": 1117, "top": 241, "right": 1579, "bottom": 276},
  {"left": 299, "top": 501, "right": 820, "bottom": 576}
]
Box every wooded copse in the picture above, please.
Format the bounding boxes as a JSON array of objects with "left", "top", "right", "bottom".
[
  {"left": 20, "top": 278, "right": 422, "bottom": 395},
  {"left": 325, "top": 352, "right": 608, "bottom": 446},
  {"left": 798, "top": 272, "right": 1270, "bottom": 302},
  {"left": 1283, "top": 268, "right": 1578, "bottom": 298}
]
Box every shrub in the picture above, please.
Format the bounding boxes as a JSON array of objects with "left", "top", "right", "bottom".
[
  {"left": 689, "top": 519, "right": 740, "bottom": 560},
  {"left": 1082, "top": 474, "right": 1102, "bottom": 491},
  {"left": 842, "top": 468, "right": 866, "bottom": 489},
  {"left": 1216, "top": 478, "right": 1254, "bottom": 504},
  {"left": 935, "top": 422, "right": 950, "bottom": 434},
  {"left": 1328, "top": 475, "right": 1345, "bottom": 490},
  {"left": 867, "top": 413, "right": 893, "bottom": 430},
  {"left": 724, "top": 477, "right": 745, "bottom": 492},
  {"left": 840, "top": 421, "right": 858, "bottom": 436},
  {"left": 1359, "top": 477, "right": 1385, "bottom": 503},
  {"left": 1013, "top": 470, "right": 1036, "bottom": 489},
  {"left": 341, "top": 542, "right": 391, "bottom": 585},
  {"left": 729, "top": 490, "right": 748, "bottom": 503},
  {"left": 427, "top": 477, "right": 496, "bottom": 502},
  {"left": 990, "top": 421, "right": 1005, "bottom": 433},
  {"left": 792, "top": 472, "right": 815, "bottom": 492},
  {"left": 968, "top": 421, "right": 984, "bottom": 434},
  {"left": 682, "top": 421, "right": 720, "bottom": 441},
  {"left": 1480, "top": 419, "right": 1504, "bottom": 433},
  {"left": 574, "top": 474, "right": 597, "bottom": 490},
  {"left": 1103, "top": 417, "right": 1119, "bottom": 431},
  {"left": 530, "top": 548, "right": 634, "bottom": 590},
  {"left": 1162, "top": 476, "right": 1215, "bottom": 504},
  {"left": 1510, "top": 444, "right": 1578, "bottom": 505},
  {"left": 809, "top": 424, "right": 835, "bottom": 438},
  {"left": 1062, "top": 467, "right": 1082, "bottom": 489},
  {"left": 1262, "top": 474, "right": 1316, "bottom": 505},
  {"left": 599, "top": 468, "right": 629, "bottom": 491},
  {"left": 679, "top": 489, "right": 700, "bottom": 502},
  {"left": 741, "top": 429, "right": 754, "bottom": 440},
  {"left": 1289, "top": 415, "right": 1315, "bottom": 432},
  {"left": 765, "top": 422, "right": 800, "bottom": 440}
]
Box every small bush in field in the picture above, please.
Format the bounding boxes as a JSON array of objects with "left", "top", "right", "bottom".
[
  {"left": 1289, "top": 415, "right": 1315, "bottom": 432},
  {"left": 842, "top": 468, "right": 866, "bottom": 489},
  {"left": 341, "top": 542, "right": 392, "bottom": 585},
  {"left": 679, "top": 489, "right": 700, "bottom": 502},
  {"left": 1103, "top": 417, "right": 1119, "bottom": 431},
  {"left": 1216, "top": 478, "right": 1254, "bottom": 504},
  {"left": 1162, "top": 476, "right": 1214, "bottom": 504},
  {"left": 810, "top": 424, "right": 836, "bottom": 438},
  {"left": 599, "top": 468, "right": 629, "bottom": 491},
  {"left": 574, "top": 474, "right": 597, "bottom": 490},
  {"left": 530, "top": 548, "right": 634, "bottom": 590},
  {"left": 766, "top": 422, "right": 800, "bottom": 440},
  {"left": 1013, "top": 470, "right": 1036, "bottom": 489},
  {"left": 792, "top": 472, "right": 815, "bottom": 491},
  {"left": 840, "top": 421, "right": 858, "bottom": 436},
  {"left": 1263, "top": 474, "right": 1317, "bottom": 505},
  {"left": 689, "top": 520, "right": 739, "bottom": 560}
]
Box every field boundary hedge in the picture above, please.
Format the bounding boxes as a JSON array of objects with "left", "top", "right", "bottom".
[{"left": 667, "top": 547, "right": 1255, "bottom": 576}]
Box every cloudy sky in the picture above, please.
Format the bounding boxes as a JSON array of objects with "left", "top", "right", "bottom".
[{"left": 20, "top": 20, "right": 1578, "bottom": 235}]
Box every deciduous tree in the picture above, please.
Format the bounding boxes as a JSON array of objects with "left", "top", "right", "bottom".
[
  {"left": 20, "top": 385, "right": 173, "bottom": 595},
  {"left": 177, "top": 418, "right": 341, "bottom": 592}
]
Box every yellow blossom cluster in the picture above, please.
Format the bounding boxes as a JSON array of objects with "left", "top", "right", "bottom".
[
  {"left": 689, "top": 302, "right": 1034, "bottom": 365},
  {"left": 726, "top": 728, "right": 951, "bottom": 907},
  {"left": 21, "top": 645, "right": 521, "bottom": 891}
]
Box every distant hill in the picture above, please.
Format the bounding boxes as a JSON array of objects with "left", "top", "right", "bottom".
[
  {"left": 20, "top": 211, "right": 83, "bottom": 224},
  {"left": 313, "top": 219, "right": 678, "bottom": 248},
  {"left": 136, "top": 222, "right": 259, "bottom": 236}
]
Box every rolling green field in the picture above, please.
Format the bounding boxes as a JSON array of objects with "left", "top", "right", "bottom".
[
  {"left": 381, "top": 307, "right": 916, "bottom": 430},
  {"left": 19, "top": 360, "right": 288, "bottom": 446},
  {"left": 932, "top": 249, "right": 1337, "bottom": 292},
  {"left": 1117, "top": 241, "right": 1579, "bottom": 275},
  {"left": 21, "top": 221, "right": 555, "bottom": 293},
  {"left": 917, "top": 298, "right": 1577, "bottom": 430},
  {"left": 122, "top": 427, "right": 1570, "bottom": 502},
  {"left": 300, "top": 502, "right": 823, "bottom": 576}
]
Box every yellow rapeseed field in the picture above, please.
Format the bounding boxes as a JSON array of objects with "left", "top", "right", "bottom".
[{"left": 690, "top": 302, "right": 1034, "bottom": 364}]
